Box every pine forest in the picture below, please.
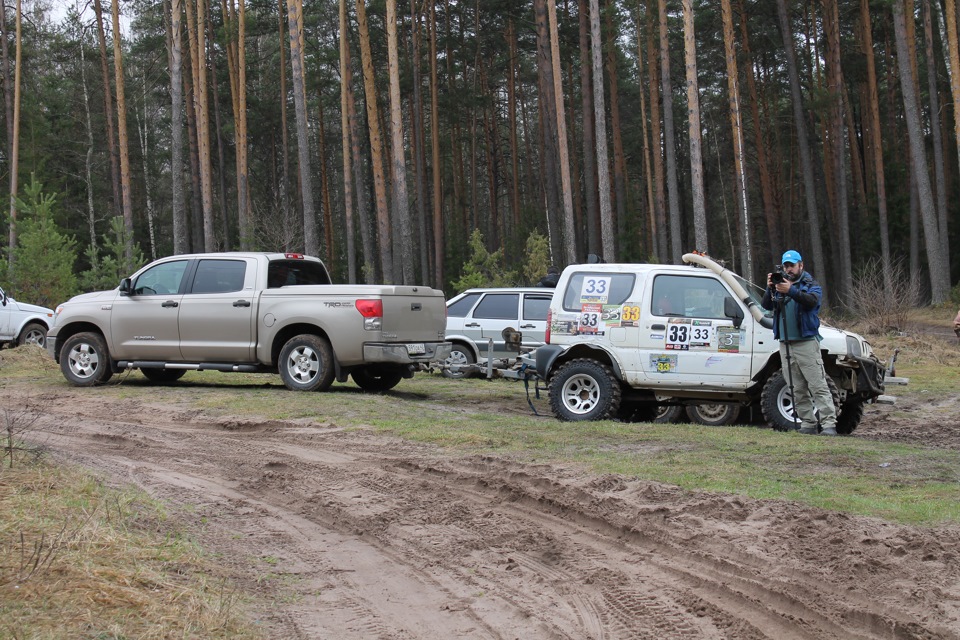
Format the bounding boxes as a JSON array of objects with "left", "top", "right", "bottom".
[{"left": 0, "top": 0, "right": 958, "bottom": 309}]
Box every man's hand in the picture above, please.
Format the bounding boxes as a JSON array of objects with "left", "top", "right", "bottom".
[{"left": 774, "top": 282, "right": 792, "bottom": 295}]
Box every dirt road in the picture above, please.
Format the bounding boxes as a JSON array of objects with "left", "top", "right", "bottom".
[{"left": 6, "top": 369, "right": 960, "bottom": 639}]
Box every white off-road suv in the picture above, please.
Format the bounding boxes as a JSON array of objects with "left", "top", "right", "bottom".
[{"left": 533, "top": 253, "right": 888, "bottom": 433}]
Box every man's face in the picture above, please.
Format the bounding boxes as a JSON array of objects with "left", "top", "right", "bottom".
[{"left": 782, "top": 260, "right": 803, "bottom": 281}]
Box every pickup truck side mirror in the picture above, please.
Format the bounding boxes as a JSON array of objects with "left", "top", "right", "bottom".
[
  {"left": 724, "top": 297, "right": 744, "bottom": 329},
  {"left": 119, "top": 278, "right": 132, "bottom": 296}
]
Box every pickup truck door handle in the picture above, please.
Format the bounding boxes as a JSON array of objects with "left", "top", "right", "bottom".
[
  {"left": 233, "top": 300, "right": 251, "bottom": 307},
  {"left": 161, "top": 300, "right": 179, "bottom": 308}
]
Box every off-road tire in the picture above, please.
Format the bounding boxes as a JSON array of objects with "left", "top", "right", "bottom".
[
  {"left": 60, "top": 332, "right": 114, "bottom": 386},
  {"left": 17, "top": 322, "right": 47, "bottom": 348},
  {"left": 278, "top": 335, "right": 335, "bottom": 392},
  {"left": 836, "top": 398, "right": 865, "bottom": 435},
  {"left": 352, "top": 366, "right": 404, "bottom": 392},
  {"left": 760, "top": 369, "right": 840, "bottom": 432},
  {"left": 442, "top": 344, "right": 475, "bottom": 379},
  {"left": 686, "top": 403, "right": 741, "bottom": 426},
  {"left": 548, "top": 358, "right": 621, "bottom": 421},
  {"left": 140, "top": 368, "right": 187, "bottom": 384}
]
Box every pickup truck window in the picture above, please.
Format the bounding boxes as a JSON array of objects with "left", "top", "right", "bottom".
[
  {"left": 134, "top": 260, "right": 189, "bottom": 295},
  {"left": 652, "top": 274, "right": 732, "bottom": 320},
  {"left": 191, "top": 259, "right": 247, "bottom": 294},
  {"left": 267, "top": 260, "right": 331, "bottom": 287}
]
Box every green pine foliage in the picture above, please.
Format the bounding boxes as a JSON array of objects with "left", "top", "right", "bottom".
[
  {"left": 79, "top": 217, "right": 147, "bottom": 292},
  {"left": 450, "top": 229, "right": 518, "bottom": 292},
  {"left": 522, "top": 230, "right": 551, "bottom": 286},
  {"left": 0, "top": 177, "right": 78, "bottom": 308}
]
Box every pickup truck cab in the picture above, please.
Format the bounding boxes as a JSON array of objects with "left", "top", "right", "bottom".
[
  {"left": 47, "top": 252, "right": 451, "bottom": 392},
  {"left": 0, "top": 286, "right": 54, "bottom": 348},
  {"left": 534, "top": 253, "right": 888, "bottom": 432}
]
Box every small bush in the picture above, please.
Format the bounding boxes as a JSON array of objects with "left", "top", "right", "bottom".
[{"left": 849, "top": 257, "right": 921, "bottom": 334}]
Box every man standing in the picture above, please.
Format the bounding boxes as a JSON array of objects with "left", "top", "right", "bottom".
[{"left": 760, "top": 250, "right": 838, "bottom": 436}]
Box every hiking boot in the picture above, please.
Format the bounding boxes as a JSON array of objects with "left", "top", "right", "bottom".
[
  {"left": 798, "top": 427, "right": 818, "bottom": 435},
  {"left": 819, "top": 427, "right": 838, "bottom": 436}
]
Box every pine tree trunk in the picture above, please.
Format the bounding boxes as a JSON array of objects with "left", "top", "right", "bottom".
[
  {"left": 893, "top": 0, "right": 949, "bottom": 303},
  {"left": 277, "top": 0, "right": 293, "bottom": 250},
  {"left": 604, "top": 5, "right": 628, "bottom": 253},
  {"left": 79, "top": 39, "right": 99, "bottom": 260},
  {"left": 410, "top": 2, "right": 429, "bottom": 284},
  {"left": 92, "top": 0, "right": 123, "bottom": 225},
  {"left": 548, "top": 0, "right": 577, "bottom": 265},
  {"left": 658, "top": 0, "right": 682, "bottom": 263},
  {"left": 429, "top": 0, "right": 443, "bottom": 287},
  {"left": 681, "top": 0, "right": 708, "bottom": 254},
  {"left": 922, "top": 0, "right": 950, "bottom": 276},
  {"left": 110, "top": 0, "right": 136, "bottom": 266},
  {"left": 338, "top": 0, "right": 357, "bottom": 283},
  {"left": 589, "top": 0, "right": 615, "bottom": 260},
  {"left": 6, "top": 0, "right": 19, "bottom": 266},
  {"left": 578, "top": 0, "right": 600, "bottom": 256},
  {"left": 166, "top": 0, "right": 188, "bottom": 254},
  {"left": 386, "top": 0, "right": 414, "bottom": 284},
  {"left": 286, "top": 0, "right": 318, "bottom": 255},
  {"left": 356, "top": 0, "right": 393, "bottom": 282},
  {"left": 317, "top": 99, "right": 333, "bottom": 264},
  {"left": 647, "top": 0, "right": 667, "bottom": 263},
  {"left": 635, "top": 8, "right": 657, "bottom": 262},
  {"left": 720, "top": 0, "right": 751, "bottom": 278},
  {"left": 534, "top": 0, "right": 564, "bottom": 263},
  {"left": 775, "top": 0, "right": 826, "bottom": 291}
]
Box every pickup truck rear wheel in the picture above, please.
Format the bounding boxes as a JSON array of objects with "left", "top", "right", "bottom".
[
  {"left": 279, "top": 335, "right": 334, "bottom": 392},
  {"left": 549, "top": 358, "right": 621, "bottom": 421},
  {"left": 352, "top": 366, "right": 403, "bottom": 391},
  {"left": 140, "top": 368, "right": 187, "bottom": 384},
  {"left": 17, "top": 322, "right": 47, "bottom": 348},
  {"left": 760, "top": 370, "right": 840, "bottom": 432},
  {"left": 61, "top": 332, "right": 114, "bottom": 386},
  {"left": 686, "top": 403, "right": 741, "bottom": 426}
]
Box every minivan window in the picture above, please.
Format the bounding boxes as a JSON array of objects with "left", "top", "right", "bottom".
[
  {"left": 446, "top": 293, "right": 482, "bottom": 317},
  {"left": 473, "top": 293, "right": 520, "bottom": 320},
  {"left": 523, "top": 294, "right": 551, "bottom": 321},
  {"left": 561, "top": 273, "right": 636, "bottom": 311}
]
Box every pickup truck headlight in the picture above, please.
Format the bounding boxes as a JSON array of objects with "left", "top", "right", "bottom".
[{"left": 845, "top": 335, "right": 862, "bottom": 358}]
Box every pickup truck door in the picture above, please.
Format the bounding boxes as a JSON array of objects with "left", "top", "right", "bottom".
[
  {"left": 110, "top": 259, "right": 190, "bottom": 360},
  {"left": 637, "top": 274, "right": 752, "bottom": 389},
  {"left": 178, "top": 258, "right": 256, "bottom": 362}
]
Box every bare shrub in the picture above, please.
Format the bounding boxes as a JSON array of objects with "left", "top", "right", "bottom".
[
  {"left": 2, "top": 403, "right": 44, "bottom": 469},
  {"left": 848, "top": 257, "right": 922, "bottom": 334}
]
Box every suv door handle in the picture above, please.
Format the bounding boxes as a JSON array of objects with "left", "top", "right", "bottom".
[
  {"left": 520, "top": 323, "right": 536, "bottom": 329},
  {"left": 161, "top": 300, "right": 179, "bottom": 308},
  {"left": 465, "top": 322, "right": 481, "bottom": 327},
  {"left": 233, "top": 300, "right": 251, "bottom": 307}
]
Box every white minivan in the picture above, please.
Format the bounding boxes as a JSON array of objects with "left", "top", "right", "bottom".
[{"left": 444, "top": 287, "right": 553, "bottom": 378}]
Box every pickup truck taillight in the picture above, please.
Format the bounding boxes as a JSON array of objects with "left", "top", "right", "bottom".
[
  {"left": 356, "top": 299, "right": 383, "bottom": 331},
  {"left": 545, "top": 308, "right": 551, "bottom": 344}
]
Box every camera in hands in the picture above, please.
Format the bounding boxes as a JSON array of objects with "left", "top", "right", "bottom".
[{"left": 770, "top": 268, "right": 786, "bottom": 285}]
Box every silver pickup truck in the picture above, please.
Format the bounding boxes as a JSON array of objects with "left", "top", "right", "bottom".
[{"left": 46, "top": 252, "right": 451, "bottom": 392}]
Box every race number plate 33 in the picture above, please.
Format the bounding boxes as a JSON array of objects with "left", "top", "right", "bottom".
[{"left": 406, "top": 343, "right": 426, "bottom": 355}]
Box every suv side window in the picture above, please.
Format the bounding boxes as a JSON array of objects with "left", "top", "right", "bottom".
[
  {"left": 561, "top": 273, "right": 635, "bottom": 311},
  {"left": 190, "top": 259, "right": 247, "bottom": 294},
  {"left": 473, "top": 293, "right": 519, "bottom": 320},
  {"left": 651, "top": 274, "right": 732, "bottom": 319},
  {"left": 447, "top": 292, "right": 482, "bottom": 318},
  {"left": 523, "top": 294, "right": 551, "bottom": 320},
  {"left": 133, "top": 260, "right": 189, "bottom": 295}
]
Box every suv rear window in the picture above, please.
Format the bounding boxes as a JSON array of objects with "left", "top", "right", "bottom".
[{"left": 561, "top": 273, "right": 636, "bottom": 311}]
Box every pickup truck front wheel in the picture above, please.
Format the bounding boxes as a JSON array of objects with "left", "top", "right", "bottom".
[
  {"left": 279, "top": 335, "right": 335, "bottom": 392},
  {"left": 61, "top": 332, "right": 114, "bottom": 386},
  {"left": 549, "top": 358, "right": 621, "bottom": 421}
]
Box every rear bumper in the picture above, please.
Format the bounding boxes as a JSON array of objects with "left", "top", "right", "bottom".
[{"left": 363, "top": 341, "right": 452, "bottom": 364}]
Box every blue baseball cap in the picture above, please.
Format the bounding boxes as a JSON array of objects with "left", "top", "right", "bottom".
[{"left": 781, "top": 250, "right": 802, "bottom": 265}]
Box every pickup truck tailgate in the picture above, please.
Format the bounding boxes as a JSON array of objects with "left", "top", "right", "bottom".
[{"left": 378, "top": 286, "right": 447, "bottom": 341}]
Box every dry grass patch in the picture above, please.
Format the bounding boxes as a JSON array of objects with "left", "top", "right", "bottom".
[{"left": 0, "top": 461, "right": 260, "bottom": 640}]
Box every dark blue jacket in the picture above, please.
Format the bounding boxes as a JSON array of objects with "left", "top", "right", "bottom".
[{"left": 760, "top": 271, "right": 822, "bottom": 341}]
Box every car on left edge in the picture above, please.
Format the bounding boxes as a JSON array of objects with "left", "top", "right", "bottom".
[{"left": 0, "top": 286, "right": 54, "bottom": 348}]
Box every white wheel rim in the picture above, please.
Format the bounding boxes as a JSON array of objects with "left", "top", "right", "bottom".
[{"left": 561, "top": 373, "right": 601, "bottom": 415}]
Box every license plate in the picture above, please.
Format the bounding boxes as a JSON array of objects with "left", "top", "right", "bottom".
[{"left": 406, "top": 343, "right": 426, "bottom": 355}]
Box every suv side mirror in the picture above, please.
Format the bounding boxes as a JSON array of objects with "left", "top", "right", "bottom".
[
  {"left": 119, "top": 278, "right": 132, "bottom": 296},
  {"left": 724, "top": 297, "right": 744, "bottom": 329},
  {"left": 0, "top": 287, "right": 6, "bottom": 306}
]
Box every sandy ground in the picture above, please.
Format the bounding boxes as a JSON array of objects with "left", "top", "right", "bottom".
[{"left": 4, "top": 345, "right": 960, "bottom": 639}]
